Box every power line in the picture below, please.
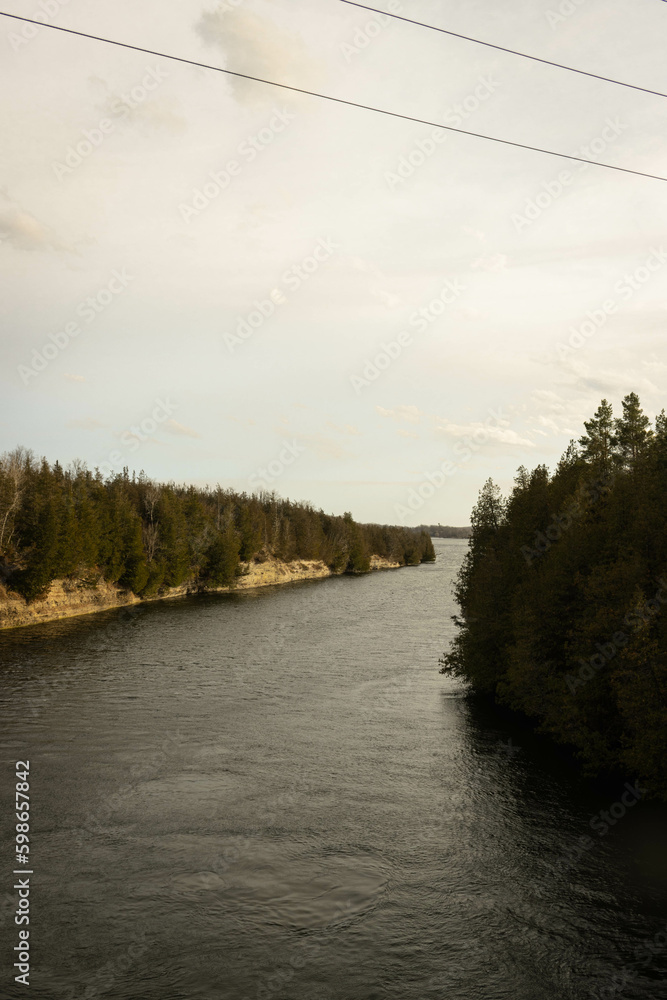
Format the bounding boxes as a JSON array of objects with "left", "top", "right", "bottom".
[
  {"left": 1, "top": 11, "right": 665, "bottom": 183},
  {"left": 339, "top": 0, "right": 667, "bottom": 101}
]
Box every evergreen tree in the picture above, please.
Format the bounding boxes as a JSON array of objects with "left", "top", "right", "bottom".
[
  {"left": 614, "top": 392, "right": 652, "bottom": 467},
  {"left": 343, "top": 512, "right": 371, "bottom": 573},
  {"left": 0, "top": 452, "right": 438, "bottom": 609},
  {"left": 579, "top": 399, "right": 616, "bottom": 471},
  {"left": 201, "top": 525, "right": 240, "bottom": 586},
  {"left": 442, "top": 392, "right": 667, "bottom": 798}
]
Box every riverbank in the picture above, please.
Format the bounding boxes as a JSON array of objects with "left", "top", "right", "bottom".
[{"left": 0, "top": 554, "right": 402, "bottom": 630}]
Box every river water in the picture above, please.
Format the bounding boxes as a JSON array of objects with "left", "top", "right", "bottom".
[{"left": 1, "top": 538, "right": 666, "bottom": 1000}]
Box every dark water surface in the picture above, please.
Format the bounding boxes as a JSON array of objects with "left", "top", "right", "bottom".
[{"left": 1, "top": 538, "right": 666, "bottom": 999}]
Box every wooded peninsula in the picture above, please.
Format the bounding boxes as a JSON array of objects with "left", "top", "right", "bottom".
[
  {"left": 0, "top": 450, "right": 435, "bottom": 612},
  {"left": 442, "top": 393, "right": 667, "bottom": 799}
]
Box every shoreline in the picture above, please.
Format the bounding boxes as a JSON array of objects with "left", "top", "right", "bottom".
[{"left": 0, "top": 554, "right": 403, "bottom": 631}]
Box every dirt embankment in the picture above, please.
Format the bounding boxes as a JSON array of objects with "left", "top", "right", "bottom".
[{"left": 0, "top": 554, "right": 401, "bottom": 630}]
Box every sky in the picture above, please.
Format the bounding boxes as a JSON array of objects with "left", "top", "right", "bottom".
[{"left": 1, "top": 0, "right": 667, "bottom": 526}]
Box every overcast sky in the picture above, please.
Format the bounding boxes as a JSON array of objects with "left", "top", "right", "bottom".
[{"left": 1, "top": 0, "right": 667, "bottom": 525}]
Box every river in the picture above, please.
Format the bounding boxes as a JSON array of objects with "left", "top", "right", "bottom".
[{"left": 1, "top": 538, "right": 666, "bottom": 999}]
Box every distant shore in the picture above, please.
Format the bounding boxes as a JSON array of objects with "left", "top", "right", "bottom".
[{"left": 418, "top": 526, "right": 471, "bottom": 538}]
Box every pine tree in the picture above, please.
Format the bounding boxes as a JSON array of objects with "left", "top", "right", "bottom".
[
  {"left": 1, "top": 451, "right": 438, "bottom": 606},
  {"left": 614, "top": 392, "right": 652, "bottom": 467},
  {"left": 236, "top": 504, "right": 263, "bottom": 562},
  {"left": 470, "top": 478, "right": 506, "bottom": 550},
  {"left": 579, "top": 399, "right": 616, "bottom": 471},
  {"left": 343, "top": 512, "right": 371, "bottom": 572},
  {"left": 201, "top": 525, "right": 240, "bottom": 586},
  {"left": 440, "top": 479, "right": 509, "bottom": 693},
  {"left": 441, "top": 394, "right": 667, "bottom": 797}
]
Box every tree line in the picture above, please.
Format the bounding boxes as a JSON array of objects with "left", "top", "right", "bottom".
[
  {"left": 441, "top": 393, "right": 667, "bottom": 799},
  {"left": 415, "top": 524, "right": 471, "bottom": 538},
  {"left": 0, "top": 449, "right": 435, "bottom": 604}
]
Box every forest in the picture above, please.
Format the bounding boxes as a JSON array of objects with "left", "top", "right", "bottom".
[
  {"left": 415, "top": 524, "right": 471, "bottom": 538},
  {"left": 441, "top": 393, "right": 667, "bottom": 799},
  {"left": 0, "top": 450, "right": 435, "bottom": 603}
]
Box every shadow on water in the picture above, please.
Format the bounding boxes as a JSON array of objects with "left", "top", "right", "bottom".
[{"left": 438, "top": 688, "right": 667, "bottom": 994}]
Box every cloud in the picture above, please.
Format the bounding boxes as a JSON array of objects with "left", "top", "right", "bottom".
[
  {"left": 554, "top": 357, "right": 659, "bottom": 399},
  {"left": 103, "top": 95, "right": 187, "bottom": 135},
  {"left": 63, "top": 373, "right": 86, "bottom": 383},
  {"left": 326, "top": 421, "right": 361, "bottom": 436},
  {"left": 86, "top": 70, "right": 186, "bottom": 135},
  {"left": 471, "top": 253, "right": 509, "bottom": 272},
  {"left": 66, "top": 418, "right": 105, "bottom": 430},
  {"left": 123, "top": 98, "right": 187, "bottom": 135},
  {"left": 514, "top": 390, "right": 578, "bottom": 438},
  {"left": 194, "top": 7, "right": 317, "bottom": 105},
  {"left": 531, "top": 389, "right": 567, "bottom": 409},
  {"left": 0, "top": 203, "right": 65, "bottom": 253},
  {"left": 370, "top": 286, "right": 401, "bottom": 308},
  {"left": 435, "top": 418, "right": 534, "bottom": 448},
  {"left": 164, "top": 419, "right": 201, "bottom": 438},
  {"left": 296, "top": 432, "right": 349, "bottom": 460},
  {"left": 536, "top": 415, "right": 563, "bottom": 435},
  {"left": 397, "top": 428, "right": 418, "bottom": 439},
  {"left": 376, "top": 404, "right": 421, "bottom": 424},
  {"left": 349, "top": 257, "right": 401, "bottom": 308}
]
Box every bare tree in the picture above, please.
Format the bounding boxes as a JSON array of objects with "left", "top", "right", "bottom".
[
  {"left": 142, "top": 522, "right": 160, "bottom": 563},
  {"left": 143, "top": 482, "right": 161, "bottom": 525},
  {"left": 0, "top": 447, "right": 33, "bottom": 554}
]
